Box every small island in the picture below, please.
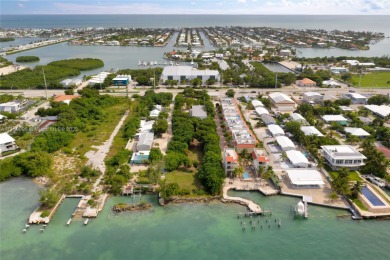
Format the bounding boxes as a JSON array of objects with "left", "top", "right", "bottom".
[
  {"left": 113, "top": 202, "right": 152, "bottom": 213},
  {"left": 16, "top": 56, "right": 40, "bottom": 62}
]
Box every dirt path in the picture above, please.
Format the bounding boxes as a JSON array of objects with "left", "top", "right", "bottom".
[{"left": 86, "top": 110, "right": 129, "bottom": 192}]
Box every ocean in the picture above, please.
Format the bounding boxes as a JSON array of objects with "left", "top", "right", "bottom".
[{"left": 1, "top": 177, "right": 389, "bottom": 259}]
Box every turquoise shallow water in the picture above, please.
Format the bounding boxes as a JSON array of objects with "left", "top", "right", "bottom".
[{"left": 1, "top": 178, "right": 389, "bottom": 260}]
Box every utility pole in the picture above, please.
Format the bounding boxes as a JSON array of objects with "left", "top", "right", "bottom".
[{"left": 42, "top": 68, "right": 48, "bottom": 100}]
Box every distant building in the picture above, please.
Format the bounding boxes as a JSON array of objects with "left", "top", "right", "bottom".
[
  {"left": 223, "top": 148, "right": 239, "bottom": 176},
  {"left": 322, "top": 79, "right": 341, "bottom": 88},
  {"left": 275, "top": 136, "right": 295, "bottom": 151},
  {"left": 268, "top": 124, "right": 285, "bottom": 137},
  {"left": 161, "top": 65, "right": 220, "bottom": 84},
  {"left": 251, "top": 99, "right": 263, "bottom": 108},
  {"left": 190, "top": 105, "right": 207, "bottom": 119},
  {"left": 330, "top": 67, "right": 348, "bottom": 74},
  {"left": 344, "top": 93, "right": 368, "bottom": 104},
  {"left": 251, "top": 148, "right": 270, "bottom": 170},
  {"left": 0, "top": 133, "right": 17, "bottom": 154},
  {"left": 0, "top": 102, "right": 21, "bottom": 112},
  {"left": 296, "top": 78, "right": 316, "bottom": 87},
  {"left": 255, "top": 107, "right": 269, "bottom": 116},
  {"left": 53, "top": 95, "right": 79, "bottom": 105},
  {"left": 279, "top": 49, "right": 291, "bottom": 56},
  {"left": 113, "top": 75, "right": 131, "bottom": 86},
  {"left": 344, "top": 127, "right": 370, "bottom": 137},
  {"left": 321, "top": 145, "right": 366, "bottom": 169},
  {"left": 302, "top": 92, "right": 323, "bottom": 104},
  {"left": 268, "top": 92, "right": 296, "bottom": 111}
]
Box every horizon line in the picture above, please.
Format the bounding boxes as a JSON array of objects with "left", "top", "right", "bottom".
[{"left": 2, "top": 13, "right": 390, "bottom": 16}]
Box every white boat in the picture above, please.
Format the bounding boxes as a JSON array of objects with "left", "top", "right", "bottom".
[
  {"left": 22, "top": 229, "right": 27, "bottom": 233},
  {"left": 295, "top": 201, "right": 305, "bottom": 216},
  {"left": 138, "top": 60, "right": 142, "bottom": 66},
  {"left": 84, "top": 218, "right": 89, "bottom": 225},
  {"left": 67, "top": 218, "right": 72, "bottom": 226}
]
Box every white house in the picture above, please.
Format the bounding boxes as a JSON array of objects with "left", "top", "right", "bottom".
[
  {"left": 136, "top": 132, "right": 154, "bottom": 152},
  {"left": 0, "top": 133, "right": 17, "bottom": 154},
  {"left": 161, "top": 65, "right": 220, "bottom": 84},
  {"left": 300, "top": 126, "right": 324, "bottom": 137},
  {"left": 322, "top": 115, "right": 348, "bottom": 125},
  {"left": 255, "top": 107, "right": 269, "bottom": 116},
  {"left": 275, "top": 136, "right": 295, "bottom": 151},
  {"left": 344, "top": 93, "right": 368, "bottom": 104},
  {"left": 0, "top": 102, "right": 21, "bottom": 112},
  {"left": 139, "top": 120, "right": 155, "bottom": 133},
  {"left": 303, "top": 92, "right": 323, "bottom": 104},
  {"left": 290, "top": 113, "right": 307, "bottom": 124},
  {"left": 364, "top": 105, "right": 390, "bottom": 118},
  {"left": 344, "top": 127, "right": 370, "bottom": 137},
  {"left": 150, "top": 104, "right": 162, "bottom": 118},
  {"left": 285, "top": 150, "right": 309, "bottom": 168},
  {"left": 251, "top": 99, "right": 264, "bottom": 108},
  {"left": 330, "top": 67, "right": 348, "bottom": 74},
  {"left": 268, "top": 92, "right": 296, "bottom": 111},
  {"left": 321, "top": 145, "right": 366, "bottom": 169},
  {"left": 268, "top": 124, "right": 285, "bottom": 137},
  {"left": 286, "top": 169, "right": 325, "bottom": 189},
  {"left": 322, "top": 79, "right": 341, "bottom": 88}
]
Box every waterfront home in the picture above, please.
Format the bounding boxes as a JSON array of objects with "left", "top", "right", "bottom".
[
  {"left": 161, "top": 66, "right": 220, "bottom": 84},
  {"left": 251, "top": 148, "right": 270, "bottom": 171},
  {"left": 322, "top": 115, "right": 348, "bottom": 125},
  {"left": 268, "top": 92, "right": 296, "bottom": 111},
  {"left": 286, "top": 169, "right": 325, "bottom": 189},
  {"left": 285, "top": 150, "right": 309, "bottom": 168},
  {"left": 321, "top": 145, "right": 366, "bottom": 169},
  {"left": 0, "top": 102, "right": 21, "bottom": 112},
  {"left": 344, "top": 93, "right": 368, "bottom": 104},
  {"left": 223, "top": 148, "right": 239, "bottom": 176},
  {"left": 0, "top": 133, "right": 17, "bottom": 154},
  {"left": 364, "top": 105, "right": 390, "bottom": 118},
  {"left": 300, "top": 126, "right": 324, "bottom": 137},
  {"left": 296, "top": 78, "right": 317, "bottom": 87},
  {"left": 190, "top": 105, "right": 207, "bottom": 119},
  {"left": 275, "top": 136, "right": 295, "bottom": 151},
  {"left": 302, "top": 92, "right": 323, "bottom": 104}
]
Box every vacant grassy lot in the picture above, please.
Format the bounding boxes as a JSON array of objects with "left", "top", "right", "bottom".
[
  {"left": 165, "top": 171, "right": 203, "bottom": 191},
  {"left": 351, "top": 72, "right": 390, "bottom": 88}
]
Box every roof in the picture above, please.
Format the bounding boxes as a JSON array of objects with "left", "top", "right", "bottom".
[
  {"left": 339, "top": 106, "right": 354, "bottom": 111},
  {"left": 268, "top": 124, "right": 285, "bottom": 136},
  {"left": 275, "top": 136, "right": 295, "bottom": 149},
  {"left": 286, "top": 169, "right": 325, "bottom": 186},
  {"left": 251, "top": 148, "right": 270, "bottom": 163},
  {"left": 290, "top": 113, "right": 306, "bottom": 122},
  {"left": 321, "top": 145, "right": 366, "bottom": 159},
  {"left": 0, "top": 133, "right": 15, "bottom": 145},
  {"left": 0, "top": 102, "right": 20, "bottom": 107},
  {"left": 191, "top": 105, "right": 207, "bottom": 118},
  {"left": 162, "top": 65, "right": 219, "bottom": 77},
  {"left": 251, "top": 100, "right": 263, "bottom": 108},
  {"left": 224, "top": 148, "right": 238, "bottom": 163},
  {"left": 137, "top": 133, "right": 154, "bottom": 147},
  {"left": 255, "top": 107, "right": 269, "bottom": 115},
  {"left": 139, "top": 120, "right": 154, "bottom": 133},
  {"left": 286, "top": 150, "right": 309, "bottom": 166},
  {"left": 269, "top": 92, "right": 295, "bottom": 104},
  {"left": 376, "top": 146, "right": 390, "bottom": 159},
  {"left": 344, "top": 127, "right": 370, "bottom": 137},
  {"left": 304, "top": 92, "right": 322, "bottom": 97},
  {"left": 300, "top": 126, "right": 324, "bottom": 137},
  {"left": 261, "top": 114, "right": 276, "bottom": 125},
  {"left": 299, "top": 78, "right": 316, "bottom": 84},
  {"left": 322, "top": 79, "right": 341, "bottom": 86},
  {"left": 346, "top": 93, "right": 367, "bottom": 99},
  {"left": 364, "top": 105, "right": 390, "bottom": 118},
  {"left": 53, "top": 95, "right": 79, "bottom": 102},
  {"left": 322, "top": 115, "right": 348, "bottom": 122}
]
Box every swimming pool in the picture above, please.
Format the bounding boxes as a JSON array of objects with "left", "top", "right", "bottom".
[
  {"left": 361, "top": 186, "right": 385, "bottom": 206},
  {"left": 243, "top": 172, "right": 249, "bottom": 179}
]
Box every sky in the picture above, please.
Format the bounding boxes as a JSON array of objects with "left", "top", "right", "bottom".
[{"left": 2, "top": 0, "right": 390, "bottom": 15}]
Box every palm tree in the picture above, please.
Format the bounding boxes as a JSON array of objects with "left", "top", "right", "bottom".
[
  {"left": 351, "top": 180, "right": 362, "bottom": 199},
  {"left": 328, "top": 191, "right": 339, "bottom": 202},
  {"left": 233, "top": 166, "right": 244, "bottom": 179}
]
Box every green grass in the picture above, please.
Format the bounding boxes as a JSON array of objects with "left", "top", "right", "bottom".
[
  {"left": 353, "top": 198, "right": 368, "bottom": 211},
  {"left": 165, "top": 171, "right": 203, "bottom": 191},
  {"left": 351, "top": 72, "right": 390, "bottom": 88},
  {"left": 187, "top": 146, "right": 203, "bottom": 164},
  {"left": 325, "top": 165, "right": 362, "bottom": 182}
]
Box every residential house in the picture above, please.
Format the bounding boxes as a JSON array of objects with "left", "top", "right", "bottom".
[
  {"left": 286, "top": 169, "right": 325, "bottom": 189},
  {"left": 344, "top": 93, "right": 368, "bottom": 104},
  {"left": 0, "top": 133, "right": 17, "bottom": 154},
  {"left": 136, "top": 132, "right": 154, "bottom": 152},
  {"left": 296, "top": 78, "right": 316, "bottom": 87},
  {"left": 0, "top": 102, "right": 21, "bottom": 112},
  {"left": 290, "top": 113, "right": 307, "bottom": 124},
  {"left": 261, "top": 114, "right": 276, "bottom": 125},
  {"left": 322, "top": 115, "right": 348, "bottom": 125},
  {"left": 321, "top": 145, "right": 366, "bottom": 169},
  {"left": 275, "top": 136, "right": 295, "bottom": 151},
  {"left": 251, "top": 148, "right": 270, "bottom": 171},
  {"left": 268, "top": 92, "right": 296, "bottom": 111},
  {"left": 302, "top": 92, "right": 323, "bottom": 104},
  {"left": 223, "top": 148, "right": 239, "bottom": 176},
  {"left": 285, "top": 150, "right": 309, "bottom": 168}
]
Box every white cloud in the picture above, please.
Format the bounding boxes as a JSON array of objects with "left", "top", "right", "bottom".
[{"left": 18, "top": 3, "right": 24, "bottom": 8}]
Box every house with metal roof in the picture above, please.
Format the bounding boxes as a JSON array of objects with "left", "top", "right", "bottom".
[
  {"left": 255, "top": 106, "right": 269, "bottom": 116},
  {"left": 344, "top": 93, "right": 368, "bottom": 104},
  {"left": 290, "top": 113, "right": 307, "bottom": 124},
  {"left": 268, "top": 92, "right": 296, "bottom": 111},
  {"left": 0, "top": 133, "right": 17, "bottom": 154},
  {"left": 322, "top": 115, "right": 348, "bottom": 125},
  {"left": 344, "top": 127, "right": 370, "bottom": 137},
  {"left": 268, "top": 124, "right": 285, "bottom": 137},
  {"left": 286, "top": 169, "right": 325, "bottom": 189},
  {"left": 275, "top": 136, "right": 295, "bottom": 151},
  {"left": 286, "top": 150, "right": 309, "bottom": 168},
  {"left": 364, "top": 105, "right": 390, "bottom": 118},
  {"left": 302, "top": 92, "right": 323, "bottom": 104},
  {"left": 300, "top": 126, "right": 324, "bottom": 137},
  {"left": 251, "top": 99, "right": 263, "bottom": 108},
  {"left": 261, "top": 114, "right": 276, "bottom": 125},
  {"left": 136, "top": 132, "right": 154, "bottom": 152}
]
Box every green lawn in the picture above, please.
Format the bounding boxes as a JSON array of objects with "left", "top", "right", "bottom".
[
  {"left": 353, "top": 198, "right": 368, "bottom": 211},
  {"left": 325, "top": 165, "right": 362, "bottom": 182},
  {"left": 165, "top": 171, "right": 203, "bottom": 191},
  {"left": 351, "top": 72, "right": 390, "bottom": 88}
]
